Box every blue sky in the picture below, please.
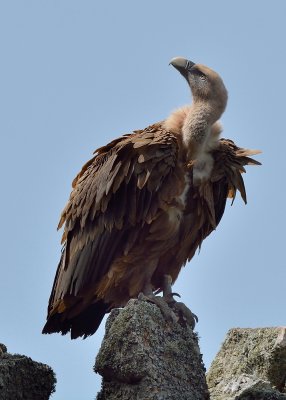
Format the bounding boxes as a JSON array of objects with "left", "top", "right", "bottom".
[{"left": 1, "top": 1, "right": 285, "bottom": 399}]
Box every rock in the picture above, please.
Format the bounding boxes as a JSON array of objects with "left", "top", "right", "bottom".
[
  {"left": 207, "top": 327, "right": 286, "bottom": 399},
  {"left": 0, "top": 344, "right": 56, "bottom": 400},
  {"left": 94, "top": 299, "right": 209, "bottom": 400},
  {"left": 0, "top": 344, "right": 7, "bottom": 355}
]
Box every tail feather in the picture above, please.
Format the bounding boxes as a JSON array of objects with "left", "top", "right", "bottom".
[{"left": 42, "top": 300, "right": 109, "bottom": 339}]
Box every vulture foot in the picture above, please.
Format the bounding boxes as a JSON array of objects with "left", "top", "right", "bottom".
[
  {"left": 138, "top": 275, "right": 198, "bottom": 329},
  {"left": 170, "top": 301, "right": 198, "bottom": 329},
  {"left": 138, "top": 292, "right": 177, "bottom": 323},
  {"left": 162, "top": 274, "right": 198, "bottom": 330}
]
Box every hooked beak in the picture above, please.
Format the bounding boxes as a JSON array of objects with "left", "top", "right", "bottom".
[{"left": 169, "top": 57, "right": 195, "bottom": 79}]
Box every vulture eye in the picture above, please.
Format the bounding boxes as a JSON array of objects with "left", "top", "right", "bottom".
[
  {"left": 197, "top": 71, "right": 207, "bottom": 80},
  {"left": 191, "top": 68, "right": 207, "bottom": 80}
]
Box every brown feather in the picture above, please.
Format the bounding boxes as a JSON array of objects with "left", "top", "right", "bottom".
[{"left": 43, "top": 121, "right": 260, "bottom": 339}]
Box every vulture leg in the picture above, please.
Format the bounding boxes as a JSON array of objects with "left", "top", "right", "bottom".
[
  {"left": 162, "top": 274, "right": 198, "bottom": 330},
  {"left": 138, "top": 275, "right": 197, "bottom": 329},
  {"left": 138, "top": 283, "right": 177, "bottom": 323}
]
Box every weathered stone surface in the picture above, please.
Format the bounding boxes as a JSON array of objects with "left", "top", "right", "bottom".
[
  {"left": 207, "top": 327, "right": 286, "bottom": 399},
  {"left": 0, "top": 344, "right": 7, "bottom": 356},
  {"left": 0, "top": 344, "right": 56, "bottom": 400},
  {"left": 95, "top": 299, "right": 209, "bottom": 400}
]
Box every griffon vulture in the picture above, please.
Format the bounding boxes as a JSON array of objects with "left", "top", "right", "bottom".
[{"left": 42, "top": 57, "right": 260, "bottom": 339}]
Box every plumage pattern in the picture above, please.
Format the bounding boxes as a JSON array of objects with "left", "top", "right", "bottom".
[
  {"left": 42, "top": 58, "right": 260, "bottom": 338},
  {"left": 43, "top": 123, "right": 260, "bottom": 338}
]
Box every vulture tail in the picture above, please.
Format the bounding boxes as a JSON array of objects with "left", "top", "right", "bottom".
[{"left": 42, "top": 300, "right": 109, "bottom": 339}]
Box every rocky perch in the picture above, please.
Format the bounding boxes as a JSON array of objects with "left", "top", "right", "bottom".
[
  {"left": 95, "top": 300, "right": 286, "bottom": 400},
  {"left": 95, "top": 299, "right": 209, "bottom": 400},
  {"left": 0, "top": 344, "right": 56, "bottom": 400}
]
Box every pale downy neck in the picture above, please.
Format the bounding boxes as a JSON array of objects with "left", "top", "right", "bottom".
[{"left": 182, "top": 100, "right": 224, "bottom": 157}]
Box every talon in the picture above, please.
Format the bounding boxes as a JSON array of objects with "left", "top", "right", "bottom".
[
  {"left": 138, "top": 275, "right": 198, "bottom": 329},
  {"left": 163, "top": 292, "right": 180, "bottom": 305},
  {"left": 172, "top": 301, "right": 198, "bottom": 330},
  {"left": 161, "top": 274, "right": 198, "bottom": 329},
  {"left": 138, "top": 292, "right": 177, "bottom": 323}
]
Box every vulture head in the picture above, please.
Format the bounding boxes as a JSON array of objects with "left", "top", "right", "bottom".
[{"left": 170, "top": 57, "right": 228, "bottom": 120}]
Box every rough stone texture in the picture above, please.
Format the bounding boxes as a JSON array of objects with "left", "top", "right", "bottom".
[
  {"left": 207, "top": 328, "right": 286, "bottom": 400},
  {"left": 95, "top": 299, "right": 209, "bottom": 400},
  {"left": 0, "top": 343, "right": 56, "bottom": 400}
]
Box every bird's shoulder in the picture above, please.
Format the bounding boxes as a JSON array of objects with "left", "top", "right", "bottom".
[
  {"left": 72, "top": 122, "right": 180, "bottom": 187},
  {"left": 58, "top": 122, "right": 183, "bottom": 238}
]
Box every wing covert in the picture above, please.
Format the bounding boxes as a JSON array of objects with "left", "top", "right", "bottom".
[{"left": 48, "top": 123, "right": 179, "bottom": 312}]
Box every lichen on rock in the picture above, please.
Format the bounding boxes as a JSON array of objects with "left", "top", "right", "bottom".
[
  {"left": 207, "top": 327, "right": 286, "bottom": 399},
  {"left": 95, "top": 299, "right": 209, "bottom": 400},
  {"left": 0, "top": 344, "right": 56, "bottom": 400}
]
